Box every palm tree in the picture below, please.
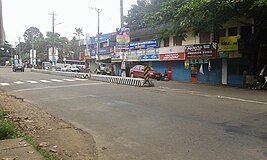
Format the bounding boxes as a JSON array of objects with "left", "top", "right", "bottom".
[{"left": 73, "top": 28, "right": 84, "bottom": 60}]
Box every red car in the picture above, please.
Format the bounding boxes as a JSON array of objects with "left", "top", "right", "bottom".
[{"left": 130, "top": 65, "right": 162, "bottom": 80}]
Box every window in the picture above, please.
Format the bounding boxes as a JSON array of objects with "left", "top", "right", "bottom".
[
  {"left": 173, "top": 36, "right": 182, "bottom": 46},
  {"left": 213, "top": 29, "right": 226, "bottom": 42},
  {"left": 228, "top": 27, "right": 238, "bottom": 36},
  {"left": 199, "top": 32, "right": 210, "bottom": 43},
  {"left": 163, "top": 37, "right": 169, "bottom": 47}
]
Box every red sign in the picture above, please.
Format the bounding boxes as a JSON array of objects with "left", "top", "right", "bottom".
[{"left": 160, "top": 53, "right": 185, "bottom": 61}]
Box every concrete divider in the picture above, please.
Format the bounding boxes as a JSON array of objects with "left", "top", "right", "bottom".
[
  {"left": 31, "top": 69, "right": 89, "bottom": 79},
  {"left": 30, "top": 69, "right": 153, "bottom": 87},
  {"left": 90, "top": 74, "right": 150, "bottom": 87}
]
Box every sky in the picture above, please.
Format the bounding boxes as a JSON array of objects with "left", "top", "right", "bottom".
[{"left": 2, "top": 0, "right": 137, "bottom": 46}]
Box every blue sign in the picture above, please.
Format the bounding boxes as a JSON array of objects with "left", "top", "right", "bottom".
[
  {"left": 140, "top": 54, "right": 159, "bottom": 61},
  {"left": 90, "top": 33, "right": 112, "bottom": 44},
  {"left": 99, "top": 47, "right": 109, "bottom": 54},
  {"left": 130, "top": 40, "right": 159, "bottom": 49}
]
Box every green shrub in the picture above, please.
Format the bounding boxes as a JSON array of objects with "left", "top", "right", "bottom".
[
  {"left": 0, "top": 120, "right": 17, "bottom": 140},
  {"left": 0, "top": 108, "right": 18, "bottom": 140}
]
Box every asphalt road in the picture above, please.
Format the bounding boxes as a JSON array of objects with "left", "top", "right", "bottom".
[{"left": 1, "top": 68, "right": 267, "bottom": 160}]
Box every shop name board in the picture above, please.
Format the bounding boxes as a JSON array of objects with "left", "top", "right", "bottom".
[
  {"left": 140, "top": 54, "right": 159, "bottom": 61},
  {"left": 160, "top": 53, "right": 185, "bottom": 61},
  {"left": 218, "top": 36, "right": 239, "bottom": 52},
  {"left": 130, "top": 40, "right": 159, "bottom": 49},
  {"left": 185, "top": 43, "right": 217, "bottom": 59},
  {"left": 159, "top": 46, "right": 185, "bottom": 54},
  {"left": 90, "top": 33, "right": 112, "bottom": 44}
]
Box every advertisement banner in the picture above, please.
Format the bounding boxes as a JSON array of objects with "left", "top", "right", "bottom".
[
  {"left": 185, "top": 43, "right": 217, "bottom": 60},
  {"left": 116, "top": 27, "right": 130, "bottom": 49},
  {"left": 140, "top": 54, "right": 159, "bottom": 61},
  {"left": 160, "top": 53, "right": 185, "bottom": 61},
  {"left": 159, "top": 46, "right": 185, "bottom": 54},
  {"left": 127, "top": 55, "right": 140, "bottom": 61},
  {"left": 99, "top": 46, "right": 114, "bottom": 55},
  {"left": 130, "top": 40, "right": 159, "bottom": 49},
  {"left": 218, "top": 36, "right": 240, "bottom": 52},
  {"left": 99, "top": 54, "right": 111, "bottom": 60},
  {"left": 90, "top": 33, "right": 112, "bottom": 44}
]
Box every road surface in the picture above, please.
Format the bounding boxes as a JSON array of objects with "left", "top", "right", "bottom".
[{"left": 1, "top": 68, "right": 267, "bottom": 160}]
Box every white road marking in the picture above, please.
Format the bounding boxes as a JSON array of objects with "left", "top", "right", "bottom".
[
  {"left": 156, "top": 86, "right": 267, "bottom": 105},
  {"left": 51, "top": 79, "right": 63, "bottom": 82},
  {"left": 9, "top": 82, "right": 107, "bottom": 93},
  {"left": 14, "top": 81, "right": 25, "bottom": 85},
  {"left": 73, "top": 78, "right": 87, "bottom": 81},
  {"left": 0, "top": 83, "right": 10, "bottom": 86},
  {"left": 40, "top": 95, "right": 97, "bottom": 102},
  {"left": 218, "top": 96, "right": 267, "bottom": 105},
  {"left": 63, "top": 79, "right": 75, "bottom": 82},
  {"left": 27, "top": 81, "right": 38, "bottom": 84},
  {"left": 40, "top": 80, "right": 51, "bottom": 83}
]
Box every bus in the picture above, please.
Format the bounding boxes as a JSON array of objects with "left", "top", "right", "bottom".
[{"left": 65, "top": 60, "right": 85, "bottom": 67}]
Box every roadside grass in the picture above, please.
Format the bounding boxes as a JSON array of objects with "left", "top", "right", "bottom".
[
  {"left": 0, "top": 108, "right": 19, "bottom": 140},
  {"left": 0, "top": 107, "right": 59, "bottom": 160}
]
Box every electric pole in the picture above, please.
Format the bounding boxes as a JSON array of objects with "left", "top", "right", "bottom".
[
  {"left": 89, "top": 7, "right": 102, "bottom": 62},
  {"left": 50, "top": 12, "right": 56, "bottom": 65},
  {"left": 18, "top": 37, "right": 21, "bottom": 63},
  {"left": 120, "top": 0, "right": 124, "bottom": 28}
]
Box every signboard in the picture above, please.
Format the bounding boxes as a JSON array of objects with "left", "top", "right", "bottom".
[
  {"left": 140, "top": 54, "right": 159, "bottom": 61},
  {"left": 185, "top": 43, "right": 217, "bottom": 60},
  {"left": 99, "top": 54, "right": 111, "bottom": 60},
  {"left": 218, "top": 36, "right": 239, "bottom": 52},
  {"left": 160, "top": 53, "right": 185, "bottom": 61},
  {"left": 127, "top": 55, "right": 140, "bottom": 61},
  {"left": 159, "top": 46, "right": 185, "bottom": 54},
  {"left": 219, "top": 51, "right": 242, "bottom": 58},
  {"left": 116, "top": 27, "right": 130, "bottom": 49},
  {"left": 90, "top": 33, "right": 112, "bottom": 44},
  {"left": 99, "top": 46, "right": 114, "bottom": 54},
  {"left": 130, "top": 40, "right": 159, "bottom": 49}
]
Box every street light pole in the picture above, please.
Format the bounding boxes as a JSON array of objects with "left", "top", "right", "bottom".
[
  {"left": 89, "top": 7, "right": 102, "bottom": 62},
  {"left": 18, "top": 37, "right": 21, "bottom": 63},
  {"left": 51, "top": 12, "right": 55, "bottom": 65}
]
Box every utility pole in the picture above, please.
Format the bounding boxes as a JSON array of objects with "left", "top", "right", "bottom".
[
  {"left": 50, "top": 12, "right": 56, "bottom": 65},
  {"left": 89, "top": 7, "right": 102, "bottom": 62},
  {"left": 18, "top": 37, "right": 21, "bottom": 63},
  {"left": 120, "top": 0, "right": 124, "bottom": 28}
]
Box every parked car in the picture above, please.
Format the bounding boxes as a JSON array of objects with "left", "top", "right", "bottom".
[
  {"left": 61, "top": 64, "right": 80, "bottom": 72},
  {"left": 12, "top": 64, "right": 25, "bottom": 72},
  {"left": 130, "top": 65, "right": 162, "bottom": 80}
]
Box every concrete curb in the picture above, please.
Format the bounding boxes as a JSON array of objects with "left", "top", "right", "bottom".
[{"left": 31, "top": 69, "right": 89, "bottom": 79}]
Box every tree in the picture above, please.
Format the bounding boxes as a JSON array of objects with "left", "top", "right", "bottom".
[
  {"left": 143, "top": 0, "right": 267, "bottom": 39},
  {"left": 23, "top": 27, "right": 44, "bottom": 50},
  {"left": 124, "top": 0, "right": 150, "bottom": 30}
]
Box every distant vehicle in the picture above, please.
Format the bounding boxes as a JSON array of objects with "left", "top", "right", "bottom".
[
  {"left": 130, "top": 65, "right": 162, "bottom": 80},
  {"left": 67, "top": 65, "right": 80, "bottom": 72},
  {"left": 61, "top": 64, "right": 70, "bottom": 72},
  {"left": 95, "top": 63, "right": 112, "bottom": 75},
  {"left": 12, "top": 64, "right": 24, "bottom": 72},
  {"left": 42, "top": 62, "right": 52, "bottom": 70},
  {"left": 61, "top": 64, "right": 79, "bottom": 72}
]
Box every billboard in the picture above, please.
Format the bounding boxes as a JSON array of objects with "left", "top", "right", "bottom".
[
  {"left": 185, "top": 43, "right": 217, "bottom": 60},
  {"left": 130, "top": 40, "right": 159, "bottom": 49},
  {"left": 218, "top": 36, "right": 240, "bottom": 52},
  {"left": 116, "top": 27, "right": 130, "bottom": 49}
]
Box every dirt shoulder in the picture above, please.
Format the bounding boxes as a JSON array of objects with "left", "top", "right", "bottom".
[{"left": 0, "top": 93, "right": 98, "bottom": 160}]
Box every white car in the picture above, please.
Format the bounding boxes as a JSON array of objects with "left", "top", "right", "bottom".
[{"left": 61, "top": 65, "right": 70, "bottom": 72}]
